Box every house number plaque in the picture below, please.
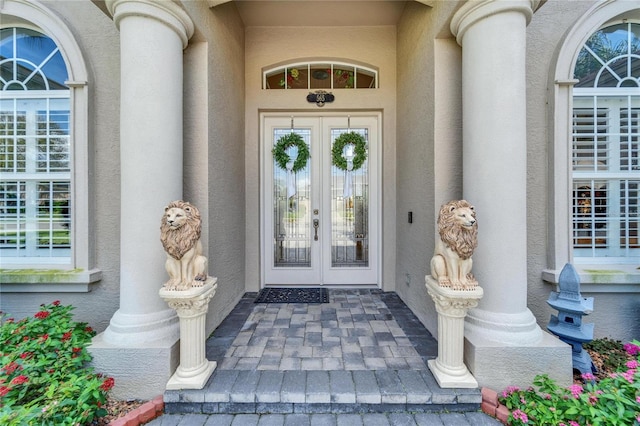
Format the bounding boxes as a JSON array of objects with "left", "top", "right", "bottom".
[{"left": 307, "top": 90, "right": 334, "bottom": 107}]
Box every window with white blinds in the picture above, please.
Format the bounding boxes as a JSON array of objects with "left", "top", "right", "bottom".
[
  {"left": 0, "top": 28, "right": 71, "bottom": 261},
  {"left": 571, "top": 22, "right": 640, "bottom": 261}
]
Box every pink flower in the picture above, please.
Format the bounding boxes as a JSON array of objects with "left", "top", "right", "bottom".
[
  {"left": 623, "top": 342, "right": 640, "bottom": 356},
  {"left": 512, "top": 409, "right": 529, "bottom": 423},
  {"left": 626, "top": 360, "right": 638, "bottom": 369},
  {"left": 581, "top": 372, "right": 596, "bottom": 381},
  {"left": 501, "top": 385, "right": 520, "bottom": 397},
  {"left": 568, "top": 384, "right": 583, "bottom": 398},
  {"left": 588, "top": 394, "right": 599, "bottom": 405},
  {"left": 0, "top": 386, "right": 10, "bottom": 396},
  {"left": 569, "top": 422, "right": 580, "bottom": 426},
  {"left": 621, "top": 371, "right": 635, "bottom": 384}
]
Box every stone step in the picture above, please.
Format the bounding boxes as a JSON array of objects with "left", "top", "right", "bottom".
[{"left": 163, "top": 369, "right": 481, "bottom": 415}]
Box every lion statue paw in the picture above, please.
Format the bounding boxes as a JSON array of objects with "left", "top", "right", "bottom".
[
  {"left": 430, "top": 200, "right": 478, "bottom": 290},
  {"left": 160, "top": 200, "right": 208, "bottom": 290}
]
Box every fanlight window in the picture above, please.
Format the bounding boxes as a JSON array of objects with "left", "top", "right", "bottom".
[
  {"left": 571, "top": 22, "right": 640, "bottom": 261},
  {"left": 263, "top": 61, "right": 378, "bottom": 90}
]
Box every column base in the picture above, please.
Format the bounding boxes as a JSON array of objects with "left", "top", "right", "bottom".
[
  {"left": 166, "top": 361, "right": 217, "bottom": 390},
  {"left": 464, "top": 329, "right": 572, "bottom": 391},
  {"left": 90, "top": 332, "right": 179, "bottom": 400},
  {"left": 428, "top": 358, "right": 478, "bottom": 388}
]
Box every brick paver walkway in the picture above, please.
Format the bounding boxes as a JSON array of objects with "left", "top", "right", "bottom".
[{"left": 218, "top": 291, "right": 428, "bottom": 371}]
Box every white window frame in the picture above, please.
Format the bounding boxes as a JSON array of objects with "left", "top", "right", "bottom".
[
  {"left": 546, "top": 1, "right": 640, "bottom": 291},
  {"left": 0, "top": 0, "right": 100, "bottom": 289}
]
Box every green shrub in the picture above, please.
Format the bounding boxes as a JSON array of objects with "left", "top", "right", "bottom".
[
  {"left": 500, "top": 339, "right": 640, "bottom": 426},
  {"left": 0, "top": 301, "right": 114, "bottom": 425}
]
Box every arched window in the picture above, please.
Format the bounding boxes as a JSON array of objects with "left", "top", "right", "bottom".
[
  {"left": 1, "top": 27, "right": 71, "bottom": 259},
  {"left": 571, "top": 22, "right": 639, "bottom": 261},
  {"left": 263, "top": 60, "right": 378, "bottom": 90},
  {"left": 1, "top": 0, "right": 97, "bottom": 288},
  {"left": 547, "top": 2, "right": 640, "bottom": 287}
]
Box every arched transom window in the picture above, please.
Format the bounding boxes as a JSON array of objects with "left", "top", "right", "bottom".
[
  {"left": 571, "top": 22, "right": 640, "bottom": 261},
  {"left": 263, "top": 61, "right": 378, "bottom": 90}
]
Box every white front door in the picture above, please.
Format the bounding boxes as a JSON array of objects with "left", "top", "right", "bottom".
[{"left": 261, "top": 113, "right": 380, "bottom": 286}]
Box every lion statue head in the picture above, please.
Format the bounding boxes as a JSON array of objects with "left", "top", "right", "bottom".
[
  {"left": 160, "top": 200, "right": 202, "bottom": 260},
  {"left": 438, "top": 199, "right": 478, "bottom": 260}
]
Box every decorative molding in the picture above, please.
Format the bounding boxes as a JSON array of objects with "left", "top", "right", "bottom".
[{"left": 106, "top": 0, "right": 194, "bottom": 49}]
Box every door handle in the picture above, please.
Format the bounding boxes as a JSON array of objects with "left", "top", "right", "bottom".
[{"left": 313, "top": 219, "right": 319, "bottom": 241}]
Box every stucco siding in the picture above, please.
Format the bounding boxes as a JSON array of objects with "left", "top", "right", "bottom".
[
  {"left": 181, "top": 1, "right": 247, "bottom": 336},
  {"left": 395, "top": 1, "right": 462, "bottom": 337}
]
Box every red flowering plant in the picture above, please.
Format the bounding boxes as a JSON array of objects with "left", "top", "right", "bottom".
[
  {"left": 499, "top": 339, "right": 640, "bottom": 426},
  {"left": 0, "top": 301, "right": 114, "bottom": 425}
]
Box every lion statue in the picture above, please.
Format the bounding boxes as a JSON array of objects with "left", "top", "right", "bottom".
[
  {"left": 160, "top": 200, "right": 208, "bottom": 290},
  {"left": 430, "top": 200, "right": 478, "bottom": 290}
]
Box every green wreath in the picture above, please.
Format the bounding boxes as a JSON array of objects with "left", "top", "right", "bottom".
[
  {"left": 272, "top": 133, "right": 310, "bottom": 173},
  {"left": 332, "top": 132, "right": 367, "bottom": 171}
]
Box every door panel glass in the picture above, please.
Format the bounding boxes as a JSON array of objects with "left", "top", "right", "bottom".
[
  {"left": 272, "top": 129, "right": 312, "bottom": 267},
  {"left": 330, "top": 128, "right": 369, "bottom": 267}
]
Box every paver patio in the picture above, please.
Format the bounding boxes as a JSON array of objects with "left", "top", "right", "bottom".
[{"left": 162, "top": 289, "right": 495, "bottom": 423}]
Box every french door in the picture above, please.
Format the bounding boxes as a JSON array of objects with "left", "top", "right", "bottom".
[{"left": 261, "top": 113, "right": 380, "bottom": 286}]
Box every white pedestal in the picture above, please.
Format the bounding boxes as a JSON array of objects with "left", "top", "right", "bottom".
[
  {"left": 159, "top": 277, "right": 218, "bottom": 390},
  {"left": 425, "top": 276, "right": 483, "bottom": 388}
]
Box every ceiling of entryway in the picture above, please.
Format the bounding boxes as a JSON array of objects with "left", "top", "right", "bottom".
[
  {"left": 231, "top": 1, "right": 412, "bottom": 27},
  {"left": 92, "top": 1, "right": 434, "bottom": 27}
]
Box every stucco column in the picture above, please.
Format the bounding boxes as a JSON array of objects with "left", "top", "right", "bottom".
[
  {"left": 449, "top": 0, "right": 571, "bottom": 392},
  {"left": 102, "top": 0, "right": 194, "bottom": 345},
  {"left": 451, "top": 0, "right": 541, "bottom": 345},
  {"left": 90, "top": 0, "right": 194, "bottom": 400}
]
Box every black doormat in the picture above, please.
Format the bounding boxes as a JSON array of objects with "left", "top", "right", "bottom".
[{"left": 254, "top": 287, "right": 329, "bottom": 304}]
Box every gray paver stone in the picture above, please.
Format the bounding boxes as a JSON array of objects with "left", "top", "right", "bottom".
[
  {"left": 206, "top": 370, "right": 240, "bottom": 402},
  {"left": 256, "top": 371, "right": 285, "bottom": 403},
  {"left": 176, "top": 413, "right": 208, "bottom": 426},
  {"left": 284, "top": 413, "right": 312, "bottom": 426},
  {"left": 306, "top": 370, "right": 331, "bottom": 403},
  {"left": 397, "top": 369, "right": 432, "bottom": 404},
  {"left": 281, "top": 371, "right": 307, "bottom": 403},
  {"left": 387, "top": 413, "right": 418, "bottom": 426},
  {"left": 439, "top": 413, "right": 472, "bottom": 426},
  {"left": 230, "top": 370, "right": 261, "bottom": 403},
  {"left": 336, "top": 414, "right": 364, "bottom": 426},
  {"left": 375, "top": 370, "right": 406, "bottom": 404},
  {"left": 360, "top": 414, "right": 391, "bottom": 426},
  {"left": 329, "top": 370, "right": 355, "bottom": 404},
  {"left": 203, "top": 414, "right": 235, "bottom": 426},
  {"left": 352, "top": 370, "right": 381, "bottom": 404},
  {"left": 257, "top": 414, "right": 286, "bottom": 426},
  {"left": 418, "top": 371, "right": 456, "bottom": 404},
  {"left": 230, "top": 414, "right": 260, "bottom": 426},
  {"left": 310, "top": 414, "right": 338, "bottom": 426},
  {"left": 412, "top": 413, "right": 445, "bottom": 426}
]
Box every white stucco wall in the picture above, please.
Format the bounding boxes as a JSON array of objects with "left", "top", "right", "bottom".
[{"left": 244, "top": 25, "right": 397, "bottom": 292}]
